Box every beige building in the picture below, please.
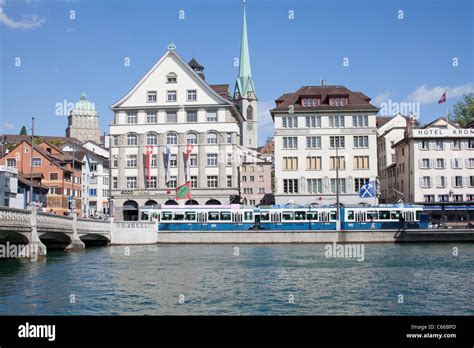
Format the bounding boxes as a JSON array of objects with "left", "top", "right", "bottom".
[
  {"left": 66, "top": 93, "right": 101, "bottom": 143},
  {"left": 240, "top": 148, "right": 272, "bottom": 206}
]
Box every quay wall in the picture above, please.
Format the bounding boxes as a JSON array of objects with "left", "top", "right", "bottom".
[{"left": 111, "top": 221, "right": 158, "bottom": 245}]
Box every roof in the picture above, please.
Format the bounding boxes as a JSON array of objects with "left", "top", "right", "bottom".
[
  {"left": 2, "top": 135, "right": 81, "bottom": 146},
  {"left": 422, "top": 117, "right": 460, "bottom": 129},
  {"left": 17, "top": 173, "right": 49, "bottom": 190},
  {"left": 188, "top": 58, "right": 204, "bottom": 69},
  {"left": 270, "top": 85, "right": 379, "bottom": 115},
  {"left": 61, "top": 141, "right": 109, "bottom": 165},
  {"left": 234, "top": 1, "right": 255, "bottom": 98},
  {"left": 258, "top": 138, "right": 274, "bottom": 155}
]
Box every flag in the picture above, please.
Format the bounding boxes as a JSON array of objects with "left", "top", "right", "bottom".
[
  {"left": 145, "top": 145, "right": 153, "bottom": 187},
  {"left": 438, "top": 91, "right": 446, "bottom": 104},
  {"left": 164, "top": 145, "right": 171, "bottom": 184},
  {"left": 359, "top": 180, "right": 376, "bottom": 198},
  {"left": 184, "top": 144, "right": 194, "bottom": 181},
  {"left": 176, "top": 181, "right": 191, "bottom": 200}
]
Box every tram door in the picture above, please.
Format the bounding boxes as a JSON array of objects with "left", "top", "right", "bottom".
[
  {"left": 254, "top": 213, "right": 261, "bottom": 227},
  {"left": 355, "top": 211, "right": 365, "bottom": 222}
]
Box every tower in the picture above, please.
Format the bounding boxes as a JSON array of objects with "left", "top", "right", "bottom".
[
  {"left": 234, "top": 0, "right": 258, "bottom": 148},
  {"left": 66, "top": 93, "right": 101, "bottom": 143}
]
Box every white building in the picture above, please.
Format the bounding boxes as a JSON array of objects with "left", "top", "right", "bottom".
[
  {"left": 109, "top": 45, "right": 245, "bottom": 220},
  {"left": 0, "top": 165, "right": 22, "bottom": 208},
  {"left": 271, "top": 85, "right": 379, "bottom": 205},
  {"left": 392, "top": 118, "right": 474, "bottom": 203}
]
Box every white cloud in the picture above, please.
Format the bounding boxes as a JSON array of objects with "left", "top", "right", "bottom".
[
  {"left": 257, "top": 100, "right": 275, "bottom": 145},
  {"left": 2, "top": 122, "right": 15, "bottom": 130},
  {"left": 0, "top": 0, "right": 45, "bottom": 30},
  {"left": 407, "top": 83, "right": 474, "bottom": 104},
  {"left": 373, "top": 92, "right": 391, "bottom": 106}
]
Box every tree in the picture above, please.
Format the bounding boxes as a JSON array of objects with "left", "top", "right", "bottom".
[
  {"left": 19, "top": 126, "right": 27, "bottom": 135},
  {"left": 449, "top": 93, "right": 474, "bottom": 127}
]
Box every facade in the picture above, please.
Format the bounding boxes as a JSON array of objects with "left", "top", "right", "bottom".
[
  {"left": 61, "top": 141, "right": 110, "bottom": 217},
  {"left": 66, "top": 93, "right": 101, "bottom": 143},
  {"left": 0, "top": 166, "right": 21, "bottom": 208},
  {"left": 392, "top": 118, "right": 474, "bottom": 204},
  {"left": 271, "top": 85, "right": 379, "bottom": 205},
  {"left": 109, "top": 46, "right": 244, "bottom": 220},
  {"left": 239, "top": 148, "right": 272, "bottom": 206},
  {"left": 0, "top": 140, "right": 82, "bottom": 214}
]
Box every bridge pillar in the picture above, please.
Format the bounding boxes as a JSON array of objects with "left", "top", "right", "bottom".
[
  {"left": 65, "top": 212, "right": 85, "bottom": 251},
  {"left": 20, "top": 205, "right": 47, "bottom": 259}
]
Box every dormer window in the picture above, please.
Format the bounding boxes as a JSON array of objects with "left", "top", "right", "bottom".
[
  {"left": 330, "top": 97, "right": 348, "bottom": 106},
  {"left": 166, "top": 72, "right": 177, "bottom": 84},
  {"left": 301, "top": 97, "right": 319, "bottom": 107}
]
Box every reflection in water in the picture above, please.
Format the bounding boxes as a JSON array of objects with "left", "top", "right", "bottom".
[{"left": 0, "top": 244, "right": 472, "bottom": 315}]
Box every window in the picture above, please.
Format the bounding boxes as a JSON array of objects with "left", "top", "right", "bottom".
[
  {"left": 187, "top": 90, "right": 197, "bottom": 101},
  {"left": 226, "top": 153, "right": 232, "bottom": 166},
  {"left": 166, "top": 72, "right": 177, "bottom": 83},
  {"left": 112, "top": 136, "right": 118, "bottom": 146},
  {"left": 306, "top": 136, "right": 321, "bottom": 149},
  {"left": 127, "top": 133, "right": 138, "bottom": 146},
  {"left": 469, "top": 176, "right": 474, "bottom": 187},
  {"left": 167, "top": 176, "right": 177, "bottom": 188},
  {"left": 435, "top": 140, "right": 443, "bottom": 150},
  {"left": 187, "top": 133, "right": 197, "bottom": 144},
  {"left": 127, "top": 112, "right": 137, "bottom": 124},
  {"left": 353, "top": 136, "right": 369, "bottom": 148},
  {"left": 227, "top": 175, "right": 232, "bottom": 188},
  {"left": 146, "top": 112, "right": 157, "bottom": 124},
  {"left": 207, "top": 153, "right": 218, "bottom": 166},
  {"left": 352, "top": 115, "right": 369, "bottom": 127},
  {"left": 330, "top": 156, "right": 345, "bottom": 170},
  {"left": 49, "top": 173, "right": 59, "bottom": 180},
  {"left": 466, "top": 158, "right": 474, "bottom": 168},
  {"left": 151, "top": 154, "right": 157, "bottom": 167},
  {"left": 167, "top": 133, "right": 177, "bottom": 145},
  {"left": 424, "top": 195, "right": 435, "bottom": 202},
  {"left": 249, "top": 176, "right": 255, "bottom": 182},
  {"left": 147, "top": 133, "right": 157, "bottom": 145},
  {"left": 330, "top": 136, "right": 345, "bottom": 148},
  {"left": 226, "top": 133, "right": 232, "bottom": 144},
  {"left": 282, "top": 116, "right": 298, "bottom": 128},
  {"left": 242, "top": 175, "right": 247, "bottom": 182},
  {"left": 258, "top": 187, "right": 265, "bottom": 194},
  {"left": 111, "top": 155, "right": 118, "bottom": 168},
  {"left": 145, "top": 176, "right": 157, "bottom": 189},
  {"left": 306, "top": 156, "right": 322, "bottom": 170},
  {"left": 354, "top": 178, "right": 369, "bottom": 193},
  {"left": 329, "top": 115, "right": 345, "bottom": 127},
  {"left": 435, "top": 158, "right": 445, "bottom": 169},
  {"left": 283, "top": 157, "right": 298, "bottom": 170},
  {"left": 147, "top": 91, "right": 157, "bottom": 103},
  {"left": 467, "top": 140, "right": 474, "bottom": 149},
  {"left": 437, "top": 176, "right": 447, "bottom": 188},
  {"left": 420, "top": 140, "right": 429, "bottom": 150},
  {"left": 126, "top": 155, "right": 137, "bottom": 167},
  {"left": 167, "top": 90, "right": 177, "bottom": 102},
  {"left": 420, "top": 176, "right": 432, "bottom": 188},
  {"left": 330, "top": 178, "right": 346, "bottom": 193},
  {"left": 50, "top": 186, "right": 60, "bottom": 195},
  {"left": 126, "top": 177, "right": 137, "bottom": 189},
  {"left": 186, "top": 111, "right": 197, "bottom": 123},
  {"left": 166, "top": 112, "right": 177, "bottom": 123},
  {"left": 452, "top": 140, "right": 462, "bottom": 150},
  {"left": 89, "top": 189, "right": 97, "bottom": 197},
  {"left": 207, "top": 176, "right": 218, "bottom": 188},
  {"left": 283, "top": 179, "right": 298, "bottom": 194},
  {"left": 207, "top": 132, "right": 218, "bottom": 144},
  {"left": 307, "top": 178, "right": 322, "bottom": 194},
  {"left": 189, "top": 154, "right": 197, "bottom": 167},
  {"left": 453, "top": 194, "right": 463, "bottom": 202},
  {"left": 6, "top": 158, "right": 16, "bottom": 167},
  {"left": 451, "top": 158, "right": 462, "bottom": 169},
  {"left": 170, "top": 154, "right": 177, "bottom": 167},
  {"left": 354, "top": 156, "right": 369, "bottom": 169},
  {"left": 420, "top": 158, "right": 430, "bottom": 169},
  {"left": 207, "top": 111, "right": 217, "bottom": 122},
  {"left": 454, "top": 176, "right": 463, "bottom": 187},
  {"left": 190, "top": 176, "right": 198, "bottom": 188},
  {"left": 282, "top": 137, "right": 298, "bottom": 149},
  {"left": 32, "top": 158, "right": 42, "bottom": 167},
  {"left": 438, "top": 195, "right": 449, "bottom": 202},
  {"left": 246, "top": 105, "right": 254, "bottom": 121}
]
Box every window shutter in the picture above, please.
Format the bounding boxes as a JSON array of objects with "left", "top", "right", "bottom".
[
  {"left": 418, "top": 142, "right": 422, "bottom": 150},
  {"left": 450, "top": 159, "right": 454, "bottom": 168},
  {"left": 430, "top": 159, "right": 434, "bottom": 168},
  {"left": 437, "top": 176, "right": 441, "bottom": 187},
  {"left": 462, "top": 177, "right": 466, "bottom": 187},
  {"left": 444, "top": 159, "right": 447, "bottom": 168},
  {"left": 419, "top": 177, "right": 423, "bottom": 188},
  {"left": 451, "top": 177, "right": 455, "bottom": 187},
  {"left": 430, "top": 177, "right": 433, "bottom": 188},
  {"left": 418, "top": 159, "right": 423, "bottom": 168}
]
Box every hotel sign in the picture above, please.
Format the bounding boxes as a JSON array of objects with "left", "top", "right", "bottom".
[{"left": 411, "top": 129, "right": 474, "bottom": 138}]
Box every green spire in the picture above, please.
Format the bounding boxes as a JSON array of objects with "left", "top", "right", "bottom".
[{"left": 235, "top": 0, "right": 255, "bottom": 98}]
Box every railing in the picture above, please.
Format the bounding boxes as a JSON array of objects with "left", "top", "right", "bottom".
[{"left": 0, "top": 207, "right": 31, "bottom": 223}]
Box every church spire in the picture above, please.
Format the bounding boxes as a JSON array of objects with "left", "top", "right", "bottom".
[{"left": 235, "top": 0, "right": 255, "bottom": 99}]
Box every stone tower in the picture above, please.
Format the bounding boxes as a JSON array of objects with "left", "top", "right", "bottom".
[
  {"left": 234, "top": 0, "right": 258, "bottom": 149},
  {"left": 66, "top": 93, "right": 101, "bottom": 143}
]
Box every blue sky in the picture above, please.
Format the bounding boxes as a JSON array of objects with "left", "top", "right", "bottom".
[{"left": 1, "top": 0, "right": 473, "bottom": 146}]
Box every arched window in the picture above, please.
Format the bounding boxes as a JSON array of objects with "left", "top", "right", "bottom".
[
  {"left": 146, "top": 133, "right": 157, "bottom": 145},
  {"left": 167, "top": 132, "right": 177, "bottom": 145},
  {"left": 207, "top": 132, "right": 218, "bottom": 144},
  {"left": 127, "top": 133, "right": 138, "bottom": 146},
  {"left": 247, "top": 105, "right": 254, "bottom": 121},
  {"left": 166, "top": 72, "right": 177, "bottom": 84},
  {"left": 187, "top": 132, "right": 197, "bottom": 144}
]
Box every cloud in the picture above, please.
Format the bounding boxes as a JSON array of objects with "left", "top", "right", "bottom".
[
  {"left": 257, "top": 100, "right": 275, "bottom": 145},
  {"left": 2, "top": 122, "right": 15, "bottom": 130},
  {"left": 407, "top": 83, "right": 474, "bottom": 104},
  {"left": 373, "top": 92, "right": 391, "bottom": 106},
  {"left": 0, "top": 0, "right": 45, "bottom": 30}
]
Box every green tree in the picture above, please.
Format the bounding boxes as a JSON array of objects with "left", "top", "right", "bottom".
[
  {"left": 449, "top": 93, "right": 474, "bottom": 127},
  {"left": 19, "top": 126, "right": 27, "bottom": 135}
]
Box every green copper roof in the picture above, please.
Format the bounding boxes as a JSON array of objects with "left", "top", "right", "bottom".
[
  {"left": 235, "top": 1, "right": 255, "bottom": 98},
  {"left": 74, "top": 93, "right": 96, "bottom": 111}
]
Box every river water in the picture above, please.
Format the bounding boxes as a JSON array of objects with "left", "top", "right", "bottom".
[{"left": 0, "top": 244, "right": 472, "bottom": 315}]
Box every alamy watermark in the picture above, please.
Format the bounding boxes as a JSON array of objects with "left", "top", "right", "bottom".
[
  {"left": 324, "top": 242, "right": 365, "bottom": 262},
  {"left": 0, "top": 242, "right": 40, "bottom": 261},
  {"left": 379, "top": 99, "right": 421, "bottom": 119}
]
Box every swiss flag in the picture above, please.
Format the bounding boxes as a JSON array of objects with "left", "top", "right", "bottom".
[{"left": 438, "top": 91, "right": 446, "bottom": 104}]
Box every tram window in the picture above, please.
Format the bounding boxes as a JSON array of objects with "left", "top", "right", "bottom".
[
  {"left": 261, "top": 212, "right": 270, "bottom": 221},
  {"left": 378, "top": 210, "right": 390, "bottom": 220},
  {"left": 347, "top": 210, "right": 354, "bottom": 220},
  {"left": 282, "top": 211, "right": 294, "bottom": 221},
  {"left": 220, "top": 212, "right": 232, "bottom": 221},
  {"left": 161, "top": 212, "right": 173, "bottom": 221},
  {"left": 330, "top": 211, "right": 337, "bottom": 221},
  {"left": 141, "top": 211, "right": 149, "bottom": 221},
  {"left": 185, "top": 212, "right": 196, "bottom": 221},
  {"left": 243, "top": 212, "right": 253, "bottom": 221},
  {"left": 307, "top": 212, "right": 318, "bottom": 220},
  {"left": 208, "top": 212, "right": 220, "bottom": 221},
  {"left": 367, "top": 211, "right": 377, "bottom": 220},
  {"left": 295, "top": 211, "right": 306, "bottom": 220},
  {"left": 415, "top": 211, "right": 421, "bottom": 221},
  {"left": 174, "top": 213, "right": 184, "bottom": 221},
  {"left": 391, "top": 211, "right": 401, "bottom": 220}
]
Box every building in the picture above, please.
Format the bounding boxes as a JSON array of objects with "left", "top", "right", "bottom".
[
  {"left": 239, "top": 148, "right": 272, "bottom": 206},
  {"left": 392, "top": 117, "right": 474, "bottom": 204},
  {"left": 66, "top": 93, "right": 101, "bottom": 143},
  {"left": 0, "top": 140, "right": 83, "bottom": 214},
  {"left": 270, "top": 85, "right": 379, "bottom": 205},
  {"left": 234, "top": 1, "right": 258, "bottom": 149},
  {"left": 61, "top": 141, "right": 110, "bottom": 217},
  {"left": 109, "top": 45, "right": 245, "bottom": 220},
  {"left": 0, "top": 166, "right": 21, "bottom": 208}
]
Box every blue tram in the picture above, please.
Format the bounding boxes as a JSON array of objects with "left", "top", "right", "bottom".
[{"left": 140, "top": 204, "right": 429, "bottom": 231}]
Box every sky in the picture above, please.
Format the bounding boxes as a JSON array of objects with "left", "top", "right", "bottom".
[{"left": 0, "top": 0, "right": 473, "bottom": 146}]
